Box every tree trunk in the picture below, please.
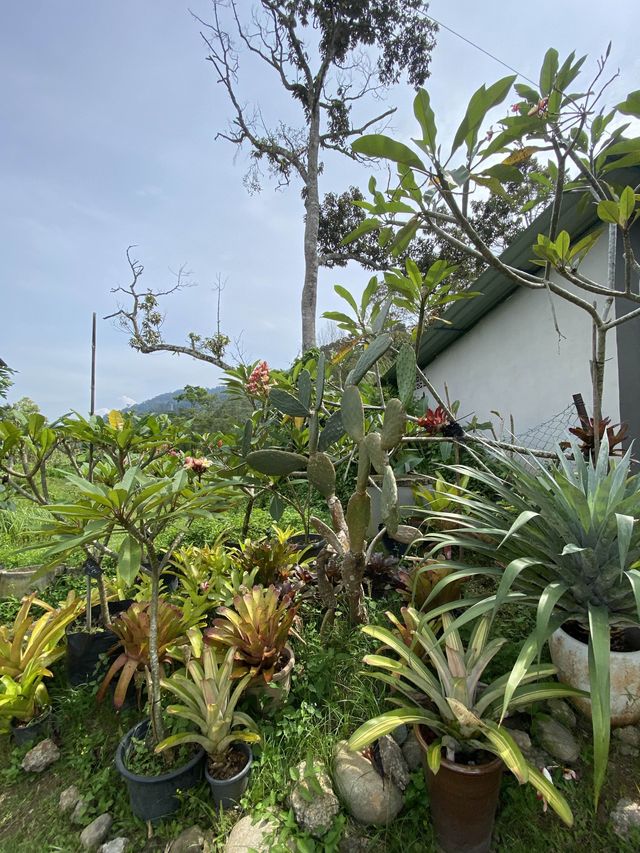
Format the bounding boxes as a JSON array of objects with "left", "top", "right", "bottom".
[
  {"left": 301, "top": 108, "right": 321, "bottom": 353},
  {"left": 342, "top": 550, "right": 367, "bottom": 625},
  {"left": 148, "top": 563, "right": 165, "bottom": 746}
]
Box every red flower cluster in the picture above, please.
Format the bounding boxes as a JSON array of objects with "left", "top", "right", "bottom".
[
  {"left": 246, "top": 360, "right": 271, "bottom": 396},
  {"left": 416, "top": 405, "right": 449, "bottom": 434},
  {"left": 183, "top": 456, "right": 212, "bottom": 475}
]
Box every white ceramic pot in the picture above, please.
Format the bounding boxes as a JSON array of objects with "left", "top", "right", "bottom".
[{"left": 549, "top": 626, "right": 640, "bottom": 727}]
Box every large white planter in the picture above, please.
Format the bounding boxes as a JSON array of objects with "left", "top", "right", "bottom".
[
  {"left": 549, "top": 626, "right": 640, "bottom": 727},
  {"left": 0, "top": 565, "right": 62, "bottom": 598}
]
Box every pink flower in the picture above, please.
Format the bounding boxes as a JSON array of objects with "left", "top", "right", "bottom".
[
  {"left": 246, "top": 361, "right": 271, "bottom": 396},
  {"left": 510, "top": 103, "right": 522, "bottom": 113},
  {"left": 184, "top": 456, "right": 212, "bottom": 475}
]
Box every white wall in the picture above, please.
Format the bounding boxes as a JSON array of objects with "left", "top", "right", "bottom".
[{"left": 420, "top": 233, "right": 620, "bottom": 438}]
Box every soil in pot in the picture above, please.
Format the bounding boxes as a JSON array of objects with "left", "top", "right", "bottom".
[
  {"left": 66, "top": 599, "right": 133, "bottom": 686},
  {"left": 415, "top": 725, "right": 503, "bottom": 853},
  {"left": 11, "top": 706, "right": 52, "bottom": 747},
  {"left": 115, "top": 719, "right": 205, "bottom": 823},
  {"left": 205, "top": 741, "right": 253, "bottom": 809}
]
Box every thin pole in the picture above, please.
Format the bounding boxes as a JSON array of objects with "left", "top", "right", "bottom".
[{"left": 86, "top": 312, "right": 97, "bottom": 631}]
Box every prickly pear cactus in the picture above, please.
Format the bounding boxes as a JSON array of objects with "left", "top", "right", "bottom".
[{"left": 307, "top": 452, "right": 336, "bottom": 499}]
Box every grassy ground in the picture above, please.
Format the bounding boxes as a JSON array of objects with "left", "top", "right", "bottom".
[{"left": 0, "top": 589, "right": 639, "bottom": 852}]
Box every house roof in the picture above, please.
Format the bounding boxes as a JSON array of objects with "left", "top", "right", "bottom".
[{"left": 412, "top": 163, "right": 640, "bottom": 369}]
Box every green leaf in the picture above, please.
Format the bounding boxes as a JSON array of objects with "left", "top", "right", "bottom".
[
  {"left": 117, "top": 536, "right": 141, "bottom": 586},
  {"left": 597, "top": 200, "right": 620, "bottom": 224},
  {"left": 269, "top": 388, "right": 310, "bottom": 417},
  {"left": 413, "top": 89, "right": 437, "bottom": 151},
  {"left": 348, "top": 707, "right": 440, "bottom": 751},
  {"left": 617, "top": 90, "right": 640, "bottom": 118},
  {"left": 346, "top": 334, "right": 392, "bottom": 385},
  {"left": 426, "top": 739, "right": 441, "bottom": 774},
  {"left": 341, "top": 218, "right": 380, "bottom": 246},
  {"left": 269, "top": 493, "right": 285, "bottom": 522},
  {"left": 588, "top": 604, "right": 611, "bottom": 807},
  {"left": 452, "top": 76, "right": 516, "bottom": 155},
  {"left": 539, "top": 48, "right": 559, "bottom": 97},
  {"left": 351, "top": 135, "right": 426, "bottom": 170},
  {"left": 297, "top": 369, "right": 312, "bottom": 412},
  {"left": 619, "top": 186, "right": 636, "bottom": 225}
]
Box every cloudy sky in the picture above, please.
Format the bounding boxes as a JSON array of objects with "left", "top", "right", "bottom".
[{"left": 2, "top": 1, "right": 637, "bottom": 418}]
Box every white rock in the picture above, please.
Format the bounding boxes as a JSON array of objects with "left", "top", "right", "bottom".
[
  {"left": 290, "top": 759, "right": 340, "bottom": 837},
  {"left": 72, "top": 798, "right": 90, "bottom": 825},
  {"left": 98, "top": 839, "right": 129, "bottom": 853},
  {"left": 21, "top": 738, "right": 60, "bottom": 772},
  {"left": 80, "top": 814, "right": 113, "bottom": 851},
  {"left": 378, "top": 735, "right": 410, "bottom": 791},
  {"left": 59, "top": 785, "right": 81, "bottom": 814},
  {"left": 611, "top": 798, "right": 640, "bottom": 839},
  {"left": 401, "top": 731, "right": 422, "bottom": 772},
  {"left": 333, "top": 742, "right": 404, "bottom": 826},
  {"left": 224, "top": 815, "right": 280, "bottom": 852},
  {"left": 613, "top": 725, "right": 640, "bottom": 748},
  {"left": 167, "top": 825, "right": 207, "bottom": 852}
]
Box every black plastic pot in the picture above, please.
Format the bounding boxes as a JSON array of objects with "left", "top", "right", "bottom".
[
  {"left": 10, "top": 706, "right": 52, "bottom": 746},
  {"left": 66, "top": 599, "right": 133, "bottom": 686},
  {"left": 205, "top": 742, "right": 253, "bottom": 809},
  {"left": 288, "top": 533, "right": 325, "bottom": 560},
  {"left": 115, "top": 719, "right": 205, "bottom": 823},
  {"left": 415, "top": 726, "right": 503, "bottom": 853}
]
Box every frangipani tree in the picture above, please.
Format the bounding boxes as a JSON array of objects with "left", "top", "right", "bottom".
[{"left": 345, "top": 47, "right": 640, "bottom": 454}]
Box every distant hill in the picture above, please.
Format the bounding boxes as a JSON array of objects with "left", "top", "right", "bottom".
[{"left": 125, "top": 387, "right": 225, "bottom": 415}]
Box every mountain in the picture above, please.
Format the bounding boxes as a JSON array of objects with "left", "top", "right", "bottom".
[{"left": 125, "top": 387, "right": 225, "bottom": 415}]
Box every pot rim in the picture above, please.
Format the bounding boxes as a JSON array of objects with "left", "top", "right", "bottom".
[
  {"left": 204, "top": 741, "right": 253, "bottom": 786},
  {"left": 11, "top": 704, "right": 52, "bottom": 731},
  {"left": 555, "top": 624, "right": 640, "bottom": 657},
  {"left": 115, "top": 719, "right": 205, "bottom": 784},
  {"left": 414, "top": 725, "right": 503, "bottom": 777}
]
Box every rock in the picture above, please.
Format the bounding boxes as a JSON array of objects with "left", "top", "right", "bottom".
[
  {"left": 401, "top": 731, "right": 422, "bottom": 772},
  {"left": 98, "top": 840, "right": 129, "bottom": 853},
  {"left": 72, "top": 798, "right": 90, "bottom": 825},
  {"left": 378, "top": 735, "right": 410, "bottom": 791},
  {"left": 59, "top": 785, "right": 81, "bottom": 814},
  {"left": 224, "top": 815, "right": 280, "bottom": 852},
  {"left": 333, "top": 742, "right": 404, "bottom": 826},
  {"left": 21, "top": 738, "right": 60, "bottom": 772},
  {"left": 618, "top": 743, "right": 639, "bottom": 758},
  {"left": 507, "top": 729, "right": 532, "bottom": 753},
  {"left": 614, "top": 725, "right": 640, "bottom": 748},
  {"left": 610, "top": 798, "right": 640, "bottom": 839},
  {"left": 339, "top": 822, "right": 371, "bottom": 852},
  {"left": 547, "top": 699, "right": 577, "bottom": 729},
  {"left": 80, "top": 814, "right": 113, "bottom": 851},
  {"left": 167, "top": 826, "right": 207, "bottom": 852},
  {"left": 533, "top": 716, "right": 580, "bottom": 764},
  {"left": 290, "top": 760, "right": 340, "bottom": 837},
  {"left": 391, "top": 724, "right": 408, "bottom": 746}
]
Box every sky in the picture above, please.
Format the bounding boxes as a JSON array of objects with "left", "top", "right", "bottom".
[{"left": 1, "top": 0, "right": 637, "bottom": 418}]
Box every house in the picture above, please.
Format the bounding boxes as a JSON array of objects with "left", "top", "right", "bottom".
[{"left": 414, "top": 166, "right": 640, "bottom": 449}]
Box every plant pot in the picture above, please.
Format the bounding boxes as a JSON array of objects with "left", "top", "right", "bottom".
[
  {"left": 10, "top": 706, "right": 52, "bottom": 747},
  {"left": 66, "top": 599, "right": 133, "bottom": 686},
  {"left": 115, "top": 719, "right": 205, "bottom": 823},
  {"left": 549, "top": 624, "right": 640, "bottom": 726},
  {"left": 415, "top": 726, "right": 503, "bottom": 853},
  {"left": 288, "top": 534, "right": 326, "bottom": 560},
  {"left": 0, "top": 564, "right": 64, "bottom": 598},
  {"left": 205, "top": 742, "right": 253, "bottom": 809},
  {"left": 245, "top": 643, "right": 295, "bottom": 708}
]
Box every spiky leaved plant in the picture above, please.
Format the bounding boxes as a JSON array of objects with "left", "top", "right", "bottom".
[
  {"left": 348, "top": 609, "right": 585, "bottom": 826},
  {"left": 422, "top": 438, "right": 640, "bottom": 805}
]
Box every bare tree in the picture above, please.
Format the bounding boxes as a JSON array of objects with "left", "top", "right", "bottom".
[{"left": 194, "top": 0, "right": 438, "bottom": 353}]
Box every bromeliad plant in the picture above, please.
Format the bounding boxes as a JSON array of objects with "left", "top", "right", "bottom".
[
  {"left": 348, "top": 609, "right": 584, "bottom": 826},
  {"left": 96, "top": 600, "right": 187, "bottom": 710},
  {"left": 205, "top": 585, "right": 297, "bottom": 683},
  {"left": 423, "top": 438, "right": 640, "bottom": 804},
  {"left": 155, "top": 644, "right": 259, "bottom": 768}
]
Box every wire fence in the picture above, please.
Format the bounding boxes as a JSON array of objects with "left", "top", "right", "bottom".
[{"left": 515, "top": 402, "right": 580, "bottom": 454}]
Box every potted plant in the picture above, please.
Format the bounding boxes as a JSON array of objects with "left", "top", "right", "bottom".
[
  {"left": 154, "top": 643, "right": 260, "bottom": 808},
  {"left": 347, "top": 609, "right": 581, "bottom": 852},
  {"left": 427, "top": 438, "right": 640, "bottom": 803},
  {"left": 205, "top": 585, "right": 297, "bottom": 705},
  {"left": 0, "top": 592, "right": 83, "bottom": 743}
]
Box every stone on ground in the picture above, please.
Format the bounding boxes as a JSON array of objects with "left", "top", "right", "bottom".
[
  {"left": 532, "top": 716, "right": 580, "bottom": 764},
  {"left": 224, "top": 815, "right": 280, "bottom": 852},
  {"left": 613, "top": 725, "right": 640, "bottom": 748},
  {"left": 98, "top": 839, "right": 129, "bottom": 853},
  {"left": 333, "top": 741, "right": 404, "bottom": 826},
  {"left": 610, "top": 798, "right": 640, "bottom": 839},
  {"left": 507, "top": 729, "right": 532, "bottom": 753},
  {"left": 72, "top": 798, "right": 90, "bottom": 825},
  {"left": 547, "top": 698, "right": 577, "bottom": 729},
  {"left": 378, "top": 735, "right": 410, "bottom": 791},
  {"left": 401, "top": 730, "right": 422, "bottom": 772},
  {"left": 290, "top": 759, "right": 340, "bottom": 837},
  {"left": 21, "top": 738, "right": 60, "bottom": 772},
  {"left": 59, "top": 785, "right": 81, "bottom": 814},
  {"left": 80, "top": 814, "right": 113, "bottom": 851}
]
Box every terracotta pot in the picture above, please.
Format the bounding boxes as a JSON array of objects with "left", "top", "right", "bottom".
[
  {"left": 415, "top": 726, "right": 503, "bottom": 853},
  {"left": 245, "top": 643, "right": 295, "bottom": 708},
  {"left": 549, "top": 625, "right": 640, "bottom": 726}
]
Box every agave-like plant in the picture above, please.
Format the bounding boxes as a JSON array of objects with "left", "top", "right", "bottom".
[
  {"left": 348, "top": 609, "right": 584, "bottom": 826},
  {"left": 0, "top": 665, "right": 51, "bottom": 732},
  {"left": 422, "top": 438, "right": 640, "bottom": 805},
  {"left": 204, "top": 585, "right": 297, "bottom": 683},
  {"left": 97, "top": 600, "right": 186, "bottom": 709},
  {"left": 154, "top": 644, "right": 259, "bottom": 760}
]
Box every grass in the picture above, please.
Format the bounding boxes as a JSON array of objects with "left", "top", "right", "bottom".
[{"left": 1, "top": 592, "right": 639, "bottom": 851}]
